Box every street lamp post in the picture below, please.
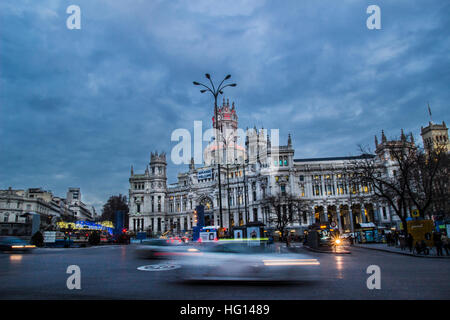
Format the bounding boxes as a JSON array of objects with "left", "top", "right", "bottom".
[
  {"left": 193, "top": 74, "right": 236, "bottom": 228},
  {"left": 243, "top": 158, "right": 249, "bottom": 224},
  {"left": 226, "top": 163, "right": 232, "bottom": 230},
  {"left": 235, "top": 159, "right": 242, "bottom": 226}
]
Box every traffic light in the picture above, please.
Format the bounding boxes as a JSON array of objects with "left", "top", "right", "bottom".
[{"left": 193, "top": 210, "right": 198, "bottom": 225}]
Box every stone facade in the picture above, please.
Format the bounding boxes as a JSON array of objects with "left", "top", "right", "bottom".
[
  {"left": 128, "top": 100, "right": 409, "bottom": 236},
  {"left": 0, "top": 187, "right": 94, "bottom": 236}
]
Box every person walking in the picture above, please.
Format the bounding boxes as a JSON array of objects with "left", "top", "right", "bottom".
[
  {"left": 399, "top": 233, "right": 406, "bottom": 251},
  {"left": 393, "top": 232, "right": 399, "bottom": 247},
  {"left": 433, "top": 231, "right": 443, "bottom": 256},
  {"left": 441, "top": 231, "right": 449, "bottom": 256},
  {"left": 407, "top": 233, "right": 414, "bottom": 253},
  {"left": 284, "top": 231, "right": 290, "bottom": 248}
]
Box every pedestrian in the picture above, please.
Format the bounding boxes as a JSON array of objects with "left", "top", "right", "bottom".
[
  {"left": 284, "top": 231, "right": 290, "bottom": 248},
  {"left": 433, "top": 231, "right": 443, "bottom": 256},
  {"left": 407, "top": 233, "right": 414, "bottom": 253},
  {"left": 399, "top": 233, "right": 406, "bottom": 251},
  {"left": 441, "top": 231, "right": 449, "bottom": 256}
]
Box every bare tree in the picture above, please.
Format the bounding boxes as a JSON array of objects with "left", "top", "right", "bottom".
[
  {"left": 101, "top": 194, "right": 129, "bottom": 228},
  {"left": 266, "top": 193, "right": 310, "bottom": 239},
  {"left": 355, "top": 134, "right": 449, "bottom": 235},
  {"left": 354, "top": 138, "right": 415, "bottom": 234},
  {"left": 408, "top": 145, "right": 449, "bottom": 218},
  {"left": 341, "top": 157, "right": 381, "bottom": 227}
]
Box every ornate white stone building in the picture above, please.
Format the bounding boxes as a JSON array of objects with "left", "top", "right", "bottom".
[{"left": 128, "top": 98, "right": 418, "bottom": 236}]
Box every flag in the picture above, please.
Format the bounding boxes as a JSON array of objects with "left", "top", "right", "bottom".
[{"left": 427, "top": 103, "right": 432, "bottom": 118}]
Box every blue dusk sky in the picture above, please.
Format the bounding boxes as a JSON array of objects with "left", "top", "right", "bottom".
[{"left": 1, "top": 0, "right": 449, "bottom": 212}]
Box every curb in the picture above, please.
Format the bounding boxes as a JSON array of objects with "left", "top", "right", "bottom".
[
  {"left": 301, "top": 245, "right": 351, "bottom": 254},
  {"left": 353, "top": 245, "right": 450, "bottom": 259}
]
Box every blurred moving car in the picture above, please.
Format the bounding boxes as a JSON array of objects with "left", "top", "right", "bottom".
[
  {"left": 134, "top": 238, "right": 200, "bottom": 259},
  {"left": 339, "top": 233, "right": 355, "bottom": 245},
  {"left": 175, "top": 241, "right": 320, "bottom": 282},
  {"left": 0, "top": 236, "right": 36, "bottom": 252}
]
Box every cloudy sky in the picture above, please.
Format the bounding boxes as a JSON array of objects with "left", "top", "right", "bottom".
[{"left": 1, "top": 0, "right": 449, "bottom": 212}]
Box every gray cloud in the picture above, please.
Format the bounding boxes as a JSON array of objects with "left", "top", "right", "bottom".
[{"left": 0, "top": 0, "right": 449, "bottom": 212}]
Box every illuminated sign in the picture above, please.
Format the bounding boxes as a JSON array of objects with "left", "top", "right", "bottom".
[
  {"left": 56, "top": 221, "right": 114, "bottom": 234},
  {"left": 197, "top": 169, "right": 212, "bottom": 180}
]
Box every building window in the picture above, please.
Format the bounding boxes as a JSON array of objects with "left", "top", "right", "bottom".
[
  {"left": 326, "top": 184, "right": 334, "bottom": 195},
  {"left": 314, "top": 185, "right": 321, "bottom": 196},
  {"left": 151, "top": 196, "right": 154, "bottom": 212}
]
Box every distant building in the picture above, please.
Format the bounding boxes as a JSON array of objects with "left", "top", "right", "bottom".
[
  {"left": 0, "top": 187, "right": 94, "bottom": 236},
  {"left": 66, "top": 188, "right": 95, "bottom": 221},
  {"left": 421, "top": 121, "right": 450, "bottom": 154}
]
